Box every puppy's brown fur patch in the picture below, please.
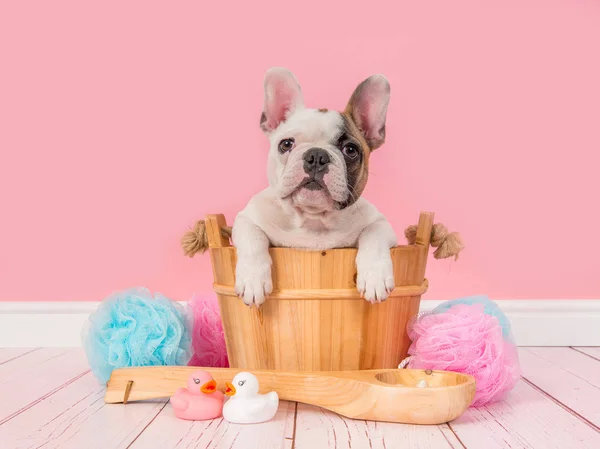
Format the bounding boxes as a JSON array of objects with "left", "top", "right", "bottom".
[{"left": 339, "top": 112, "right": 371, "bottom": 206}]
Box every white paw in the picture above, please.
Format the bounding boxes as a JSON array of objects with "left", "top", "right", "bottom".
[
  {"left": 356, "top": 253, "right": 395, "bottom": 303},
  {"left": 234, "top": 259, "right": 273, "bottom": 307}
]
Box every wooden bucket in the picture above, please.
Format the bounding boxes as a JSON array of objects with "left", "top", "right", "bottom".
[{"left": 205, "top": 212, "right": 434, "bottom": 372}]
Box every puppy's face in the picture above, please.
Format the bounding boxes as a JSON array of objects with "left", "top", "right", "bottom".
[{"left": 261, "top": 68, "right": 390, "bottom": 214}]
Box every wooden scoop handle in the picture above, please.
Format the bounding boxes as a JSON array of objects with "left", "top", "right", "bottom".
[
  {"left": 106, "top": 366, "right": 384, "bottom": 404},
  {"left": 105, "top": 366, "right": 475, "bottom": 425}
]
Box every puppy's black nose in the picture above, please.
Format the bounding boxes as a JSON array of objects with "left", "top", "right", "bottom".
[{"left": 303, "top": 148, "right": 331, "bottom": 174}]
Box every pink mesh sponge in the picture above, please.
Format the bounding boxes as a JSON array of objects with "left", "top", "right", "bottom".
[
  {"left": 406, "top": 296, "right": 521, "bottom": 407},
  {"left": 187, "top": 294, "right": 229, "bottom": 368}
]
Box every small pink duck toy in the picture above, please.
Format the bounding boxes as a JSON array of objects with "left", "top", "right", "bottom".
[{"left": 170, "top": 370, "right": 224, "bottom": 420}]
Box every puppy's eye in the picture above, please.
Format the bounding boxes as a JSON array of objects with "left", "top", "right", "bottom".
[
  {"left": 342, "top": 143, "right": 359, "bottom": 160},
  {"left": 278, "top": 138, "right": 295, "bottom": 153}
]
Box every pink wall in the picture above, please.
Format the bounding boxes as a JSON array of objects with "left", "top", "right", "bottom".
[{"left": 1, "top": 1, "right": 599, "bottom": 302}]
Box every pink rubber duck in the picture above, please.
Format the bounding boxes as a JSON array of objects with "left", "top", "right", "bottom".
[{"left": 170, "top": 370, "right": 224, "bottom": 420}]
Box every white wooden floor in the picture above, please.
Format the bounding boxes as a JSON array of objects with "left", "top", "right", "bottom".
[{"left": 0, "top": 348, "right": 599, "bottom": 448}]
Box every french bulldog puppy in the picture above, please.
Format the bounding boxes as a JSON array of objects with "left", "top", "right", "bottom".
[{"left": 232, "top": 68, "right": 397, "bottom": 306}]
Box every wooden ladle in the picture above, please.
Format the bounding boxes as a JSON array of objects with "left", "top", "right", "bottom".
[{"left": 105, "top": 366, "right": 475, "bottom": 425}]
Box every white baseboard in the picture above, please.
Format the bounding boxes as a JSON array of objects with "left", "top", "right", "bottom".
[{"left": 0, "top": 300, "right": 598, "bottom": 347}]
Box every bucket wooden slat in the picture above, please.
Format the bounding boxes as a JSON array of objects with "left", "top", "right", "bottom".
[
  {"left": 208, "top": 212, "right": 434, "bottom": 372},
  {"left": 213, "top": 280, "right": 428, "bottom": 299},
  {"left": 205, "top": 214, "right": 231, "bottom": 248},
  {"left": 414, "top": 212, "right": 434, "bottom": 282}
]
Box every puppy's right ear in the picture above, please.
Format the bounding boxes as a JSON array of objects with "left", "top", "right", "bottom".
[{"left": 260, "top": 67, "right": 304, "bottom": 133}]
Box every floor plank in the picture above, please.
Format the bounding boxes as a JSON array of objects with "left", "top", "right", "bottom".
[
  {"left": 0, "top": 371, "right": 166, "bottom": 449},
  {"left": 1, "top": 347, "right": 599, "bottom": 448},
  {"left": 128, "top": 400, "right": 297, "bottom": 449},
  {"left": 0, "top": 348, "right": 90, "bottom": 424},
  {"left": 574, "top": 347, "right": 600, "bottom": 361},
  {"left": 283, "top": 402, "right": 297, "bottom": 449},
  {"left": 449, "top": 380, "right": 600, "bottom": 449},
  {"left": 519, "top": 347, "right": 600, "bottom": 427},
  {"left": 0, "top": 348, "right": 38, "bottom": 365},
  {"left": 294, "top": 403, "right": 464, "bottom": 449}
]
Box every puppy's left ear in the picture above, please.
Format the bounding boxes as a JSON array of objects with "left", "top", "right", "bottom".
[{"left": 345, "top": 75, "right": 390, "bottom": 150}]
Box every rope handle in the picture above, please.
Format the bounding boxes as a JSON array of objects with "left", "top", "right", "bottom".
[
  {"left": 181, "top": 219, "right": 464, "bottom": 260},
  {"left": 404, "top": 223, "right": 464, "bottom": 260},
  {"left": 181, "top": 220, "right": 232, "bottom": 257}
]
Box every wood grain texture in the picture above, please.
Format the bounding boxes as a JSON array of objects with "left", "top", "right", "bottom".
[
  {"left": 575, "top": 347, "right": 600, "bottom": 361},
  {"left": 0, "top": 348, "right": 89, "bottom": 424},
  {"left": 414, "top": 212, "right": 435, "bottom": 282},
  {"left": 209, "top": 212, "right": 433, "bottom": 372},
  {"left": 415, "top": 212, "right": 435, "bottom": 247},
  {"left": 449, "top": 380, "right": 600, "bottom": 449},
  {"left": 205, "top": 214, "right": 231, "bottom": 249},
  {"left": 213, "top": 279, "right": 429, "bottom": 300},
  {"left": 128, "top": 400, "right": 296, "bottom": 449},
  {"left": 519, "top": 347, "right": 600, "bottom": 427},
  {"left": 283, "top": 402, "right": 297, "bottom": 449},
  {"left": 2, "top": 348, "right": 600, "bottom": 448},
  {"left": 0, "top": 347, "right": 38, "bottom": 365},
  {"left": 105, "top": 366, "right": 475, "bottom": 425},
  {"left": 0, "top": 372, "right": 166, "bottom": 449},
  {"left": 294, "top": 403, "right": 464, "bottom": 449}
]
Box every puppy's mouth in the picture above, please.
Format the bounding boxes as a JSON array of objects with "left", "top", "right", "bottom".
[
  {"left": 280, "top": 176, "right": 336, "bottom": 213},
  {"left": 282, "top": 177, "right": 329, "bottom": 200},
  {"left": 299, "top": 177, "right": 326, "bottom": 192}
]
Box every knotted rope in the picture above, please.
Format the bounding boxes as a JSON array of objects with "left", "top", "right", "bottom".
[
  {"left": 181, "top": 219, "right": 464, "bottom": 260},
  {"left": 181, "top": 220, "right": 232, "bottom": 257},
  {"left": 404, "top": 223, "right": 464, "bottom": 260}
]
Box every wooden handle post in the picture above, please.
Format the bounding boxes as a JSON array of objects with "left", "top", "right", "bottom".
[
  {"left": 415, "top": 212, "right": 434, "bottom": 247},
  {"left": 205, "top": 214, "right": 231, "bottom": 249}
]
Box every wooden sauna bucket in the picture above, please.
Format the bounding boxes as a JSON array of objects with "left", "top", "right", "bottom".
[{"left": 204, "top": 212, "right": 434, "bottom": 372}]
